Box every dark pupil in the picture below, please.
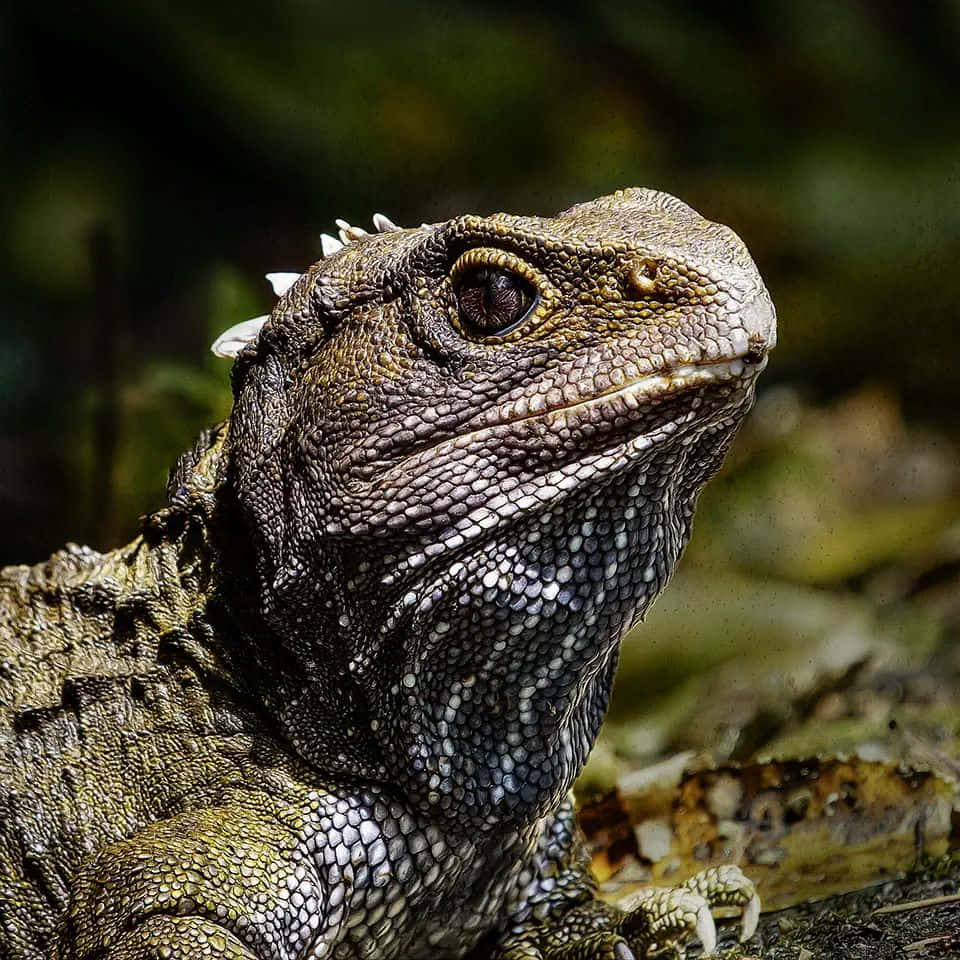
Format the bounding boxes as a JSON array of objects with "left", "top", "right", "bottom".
[{"left": 457, "top": 269, "right": 531, "bottom": 334}]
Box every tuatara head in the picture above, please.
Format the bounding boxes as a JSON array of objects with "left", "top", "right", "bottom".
[{"left": 220, "top": 188, "right": 775, "bottom": 826}]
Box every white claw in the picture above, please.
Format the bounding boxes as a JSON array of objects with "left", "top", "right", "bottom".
[
  {"left": 265, "top": 272, "right": 300, "bottom": 296},
  {"left": 321, "top": 233, "right": 344, "bottom": 257},
  {"left": 372, "top": 212, "right": 399, "bottom": 233},
  {"left": 740, "top": 893, "right": 760, "bottom": 942},
  {"left": 695, "top": 903, "right": 717, "bottom": 956},
  {"left": 210, "top": 315, "right": 268, "bottom": 358}
]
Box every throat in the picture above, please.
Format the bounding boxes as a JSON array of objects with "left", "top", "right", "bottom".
[{"left": 363, "top": 480, "right": 669, "bottom": 829}]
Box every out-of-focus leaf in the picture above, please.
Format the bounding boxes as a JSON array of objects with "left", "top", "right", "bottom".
[
  {"left": 609, "top": 570, "right": 940, "bottom": 722},
  {"left": 579, "top": 757, "right": 954, "bottom": 913},
  {"left": 688, "top": 389, "right": 960, "bottom": 585}
]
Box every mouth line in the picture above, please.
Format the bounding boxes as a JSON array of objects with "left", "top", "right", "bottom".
[
  {"left": 382, "top": 359, "right": 760, "bottom": 582},
  {"left": 385, "top": 354, "right": 763, "bottom": 480},
  {"left": 538, "top": 355, "right": 758, "bottom": 423}
]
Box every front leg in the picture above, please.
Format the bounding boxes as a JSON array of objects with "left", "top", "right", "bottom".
[
  {"left": 493, "top": 799, "right": 759, "bottom": 959},
  {"left": 56, "top": 803, "right": 324, "bottom": 960},
  {"left": 89, "top": 916, "right": 260, "bottom": 959}
]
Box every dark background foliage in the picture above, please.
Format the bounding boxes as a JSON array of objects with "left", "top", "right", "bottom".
[{"left": 1, "top": 0, "right": 958, "bottom": 564}]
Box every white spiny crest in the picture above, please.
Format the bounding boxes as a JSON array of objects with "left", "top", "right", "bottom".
[
  {"left": 321, "top": 233, "right": 345, "bottom": 257},
  {"left": 322, "top": 212, "right": 399, "bottom": 258},
  {"left": 211, "top": 316, "right": 269, "bottom": 359},
  {"left": 265, "top": 272, "right": 301, "bottom": 296},
  {"left": 211, "top": 271, "right": 301, "bottom": 359},
  {"left": 372, "top": 212, "right": 399, "bottom": 233}
]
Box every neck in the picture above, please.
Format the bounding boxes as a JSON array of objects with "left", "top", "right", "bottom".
[
  {"left": 351, "top": 481, "right": 672, "bottom": 831},
  {"left": 158, "top": 429, "right": 682, "bottom": 835}
]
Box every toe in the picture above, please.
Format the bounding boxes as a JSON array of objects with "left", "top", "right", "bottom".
[
  {"left": 683, "top": 864, "right": 758, "bottom": 909},
  {"left": 620, "top": 888, "right": 718, "bottom": 956},
  {"left": 680, "top": 865, "right": 761, "bottom": 947}
]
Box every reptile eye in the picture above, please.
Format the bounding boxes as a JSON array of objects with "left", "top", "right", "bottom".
[{"left": 455, "top": 268, "right": 537, "bottom": 337}]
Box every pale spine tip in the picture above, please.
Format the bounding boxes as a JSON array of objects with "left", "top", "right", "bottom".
[
  {"left": 372, "top": 212, "right": 399, "bottom": 233},
  {"left": 321, "top": 233, "right": 345, "bottom": 257},
  {"left": 265, "top": 272, "right": 301, "bottom": 296},
  {"left": 335, "top": 218, "right": 369, "bottom": 242},
  {"left": 210, "top": 315, "right": 269, "bottom": 358}
]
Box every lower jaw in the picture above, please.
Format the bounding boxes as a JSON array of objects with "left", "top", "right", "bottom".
[{"left": 387, "top": 378, "right": 753, "bottom": 588}]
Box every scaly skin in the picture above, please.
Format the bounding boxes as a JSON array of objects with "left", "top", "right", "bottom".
[{"left": 0, "top": 189, "right": 775, "bottom": 959}]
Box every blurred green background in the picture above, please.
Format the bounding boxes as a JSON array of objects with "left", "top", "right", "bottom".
[{"left": 1, "top": 0, "right": 959, "bottom": 779}]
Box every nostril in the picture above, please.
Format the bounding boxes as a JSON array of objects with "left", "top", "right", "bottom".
[{"left": 626, "top": 258, "right": 661, "bottom": 298}]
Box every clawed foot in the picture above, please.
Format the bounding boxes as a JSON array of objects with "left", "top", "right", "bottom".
[
  {"left": 617, "top": 865, "right": 760, "bottom": 956},
  {"left": 494, "top": 865, "right": 759, "bottom": 960}
]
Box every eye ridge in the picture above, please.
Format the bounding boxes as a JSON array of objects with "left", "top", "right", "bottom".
[{"left": 455, "top": 267, "right": 537, "bottom": 337}]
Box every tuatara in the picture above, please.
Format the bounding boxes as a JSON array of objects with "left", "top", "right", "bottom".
[{"left": 0, "top": 189, "right": 776, "bottom": 959}]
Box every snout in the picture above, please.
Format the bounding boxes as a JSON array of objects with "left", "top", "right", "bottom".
[{"left": 739, "top": 286, "right": 777, "bottom": 356}]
